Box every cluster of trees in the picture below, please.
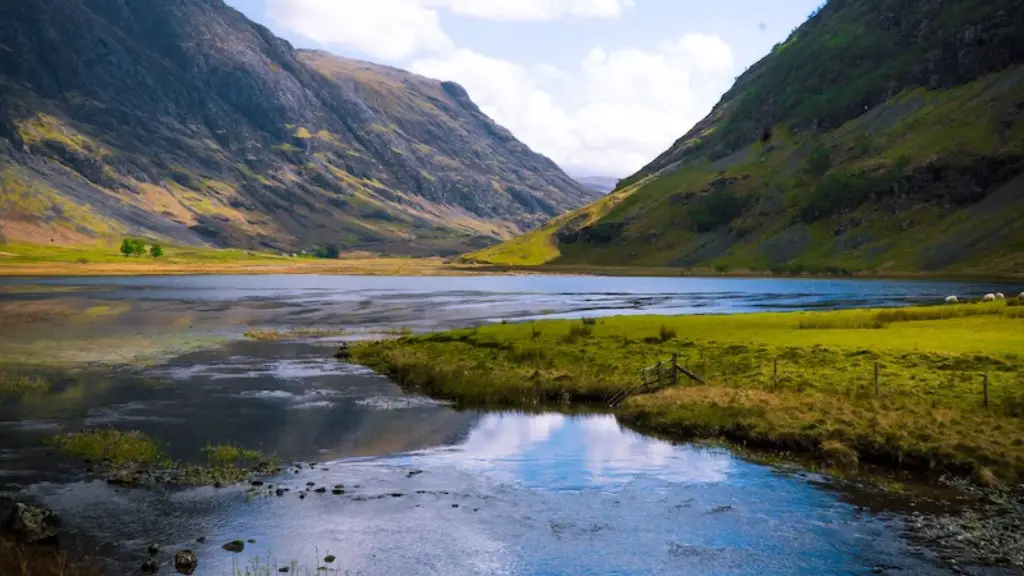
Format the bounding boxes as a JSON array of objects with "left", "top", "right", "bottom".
[
  {"left": 313, "top": 244, "right": 340, "bottom": 259},
  {"left": 120, "top": 238, "right": 163, "bottom": 258}
]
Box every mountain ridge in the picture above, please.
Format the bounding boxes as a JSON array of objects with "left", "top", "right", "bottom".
[
  {"left": 0, "top": 0, "right": 597, "bottom": 255},
  {"left": 469, "top": 0, "right": 1024, "bottom": 276}
]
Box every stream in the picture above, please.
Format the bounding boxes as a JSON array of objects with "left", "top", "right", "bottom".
[{"left": 1, "top": 274, "right": 1021, "bottom": 575}]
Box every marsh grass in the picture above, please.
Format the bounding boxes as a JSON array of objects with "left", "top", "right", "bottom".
[
  {"left": 799, "top": 301, "right": 1024, "bottom": 329},
  {"left": 0, "top": 371, "right": 50, "bottom": 394},
  {"left": 0, "top": 538, "right": 101, "bottom": 576},
  {"left": 352, "top": 304, "right": 1024, "bottom": 482},
  {"left": 48, "top": 430, "right": 276, "bottom": 486},
  {"left": 49, "top": 429, "right": 161, "bottom": 465},
  {"left": 243, "top": 328, "right": 350, "bottom": 341}
]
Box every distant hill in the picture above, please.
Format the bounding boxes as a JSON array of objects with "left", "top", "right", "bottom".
[
  {"left": 574, "top": 176, "right": 620, "bottom": 194},
  {"left": 469, "top": 0, "right": 1024, "bottom": 276},
  {"left": 0, "top": 0, "right": 597, "bottom": 255}
]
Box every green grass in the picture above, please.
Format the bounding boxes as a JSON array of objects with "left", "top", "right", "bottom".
[
  {"left": 0, "top": 370, "right": 51, "bottom": 394},
  {"left": 0, "top": 242, "right": 287, "bottom": 265},
  {"left": 243, "top": 328, "right": 351, "bottom": 341},
  {"left": 49, "top": 429, "right": 162, "bottom": 465},
  {"left": 47, "top": 430, "right": 277, "bottom": 486},
  {"left": 352, "top": 303, "right": 1024, "bottom": 484}
]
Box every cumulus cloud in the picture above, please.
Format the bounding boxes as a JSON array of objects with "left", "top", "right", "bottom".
[
  {"left": 429, "top": 0, "right": 635, "bottom": 21},
  {"left": 267, "top": 0, "right": 735, "bottom": 177},
  {"left": 266, "top": 0, "right": 452, "bottom": 60},
  {"left": 412, "top": 35, "right": 735, "bottom": 177}
]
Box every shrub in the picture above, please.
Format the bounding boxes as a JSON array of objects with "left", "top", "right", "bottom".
[
  {"left": 314, "top": 244, "right": 340, "bottom": 259},
  {"left": 149, "top": 243, "right": 164, "bottom": 258},
  {"left": 688, "top": 188, "right": 748, "bottom": 232},
  {"left": 120, "top": 238, "right": 134, "bottom": 257},
  {"left": 659, "top": 324, "right": 677, "bottom": 342}
]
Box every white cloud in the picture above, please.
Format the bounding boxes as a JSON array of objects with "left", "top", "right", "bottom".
[
  {"left": 412, "top": 35, "right": 735, "bottom": 177},
  {"left": 266, "top": 0, "right": 735, "bottom": 176},
  {"left": 266, "top": 0, "right": 452, "bottom": 60},
  {"left": 428, "top": 0, "right": 634, "bottom": 21}
]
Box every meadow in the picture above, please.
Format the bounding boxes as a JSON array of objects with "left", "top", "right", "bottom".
[{"left": 352, "top": 300, "right": 1024, "bottom": 485}]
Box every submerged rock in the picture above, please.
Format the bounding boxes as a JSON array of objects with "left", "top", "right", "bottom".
[
  {"left": 147, "top": 542, "right": 161, "bottom": 556},
  {"left": 1, "top": 502, "right": 61, "bottom": 545},
  {"left": 141, "top": 558, "right": 159, "bottom": 573},
  {"left": 173, "top": 549, "right": 198, "bottom": 575},
  {"left": 222, "top": 540, "right": 245, "bottom": 553}
]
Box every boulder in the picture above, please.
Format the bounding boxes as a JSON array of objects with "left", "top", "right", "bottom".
[
  {"left": 174, "top": 549, "right": 198, "bottom": 575},
  {"left": 1, "top": 503, "right": 61, "bottom": 545}
]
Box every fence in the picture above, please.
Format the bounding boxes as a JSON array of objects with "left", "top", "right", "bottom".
[{"left": 607, "top": 350, "right": 1018, "bottom": 413}]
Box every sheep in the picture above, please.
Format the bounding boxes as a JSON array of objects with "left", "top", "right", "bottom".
[
  {"left": 982, "top": 293, "right": 996, "bottom": 302},
  {"left": 944, "top": 295, "right": 959, "bottom": 304},
  {"left": 996, "top": 293, "right": 1006, "bottom": 300}
]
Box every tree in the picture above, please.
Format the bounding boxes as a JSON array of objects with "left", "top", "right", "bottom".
[
  {"left": 314, "top": 244, "right": 340, "bottom": 259},
  {"left": 131, "top": 239, "right": 146, "bottom": 257},
  {"left": 120, "top": 238, "right": 135, "bottom": 257},
  {"left": 149, "top": 243, "right": 164, "bottom": 258}
]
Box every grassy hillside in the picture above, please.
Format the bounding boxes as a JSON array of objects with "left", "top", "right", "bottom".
[{"left": 468, "top": 0, "right": 1024, "bottom": 276}]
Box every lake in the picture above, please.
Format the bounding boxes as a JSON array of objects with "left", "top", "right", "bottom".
[{"left": 1, "top": 275, "right": 1020, "bottom": 575}]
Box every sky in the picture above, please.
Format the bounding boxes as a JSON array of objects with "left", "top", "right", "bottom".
[{"left": 224, "top": 0, "right": 825, "bottom": 179}]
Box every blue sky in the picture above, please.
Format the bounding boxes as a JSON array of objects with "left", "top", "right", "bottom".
[{"left": 225, "top": 0, "right": 824, "bottom": 178}]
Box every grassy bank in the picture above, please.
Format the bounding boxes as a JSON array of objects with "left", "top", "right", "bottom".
[
  {"left": 352, "top": 301, "right": 1024, "bottom": 484},
  {"left": 0, "top": 242, "right": 488, "bottom": 277}
]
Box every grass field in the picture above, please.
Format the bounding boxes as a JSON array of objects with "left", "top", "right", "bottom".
[
  {"left": 0, "top": 242, "right": 488, "bottom": 277},
  {"left": 352, "top": 300, "right": 1024, "bottom": 484}
]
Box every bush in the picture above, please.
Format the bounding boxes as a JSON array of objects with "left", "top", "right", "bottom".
[
  {"left": 149, "top": 244, "right": 164, "bottom": 258},
  {"left": 659, "top": 324, "right": 677, "bottom": 342},
  {"left": 120, "top": 238, "right": 134, "bottom": 257},
  {"left": 314, "top": 244, "right": 340, "bottom": 259},
  {"left": 688, "top": 188, "right": 748, "bottom": 232}
]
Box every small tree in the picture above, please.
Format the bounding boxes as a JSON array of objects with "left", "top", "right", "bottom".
[
  {"left": 131, "top": 239, "right": 146, "bottom": 257},
  {"left": 149, "top": 243, "right": 164, "bottom": 258},
  {"left": 120, "top": 238, "right": 135, "bottom": 257}
]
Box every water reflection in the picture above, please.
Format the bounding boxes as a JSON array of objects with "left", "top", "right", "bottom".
[{"left": 421, "top": 413, "right": 732, "bottom": 489}]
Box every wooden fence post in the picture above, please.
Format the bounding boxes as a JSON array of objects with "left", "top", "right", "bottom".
[
  {"left": 984, "top": 373, "right": 989, "bottom": 409},
  {"left": 672, "top": 353, "right": 679, "bottom": 385},
  {"left": 874, "top": 362, "right": 879, "bottom": 398},
  {"left": 773, "top": 357, "right": 779, "bottom": 391}
]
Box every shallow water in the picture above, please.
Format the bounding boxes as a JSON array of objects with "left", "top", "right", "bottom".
[{"left": 1, "top": 275, "right": 1021, "bottom": 574}]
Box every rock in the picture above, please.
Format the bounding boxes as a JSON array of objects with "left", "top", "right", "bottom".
[
  {"left": 334, "top": 344, "right": 351, "bottom": 360},
  {"left": 222, "top": 540, "right": 245, "bottom": 553},
  {"left": 251, "top": 481, "right": 264, "bottom": 487},
  {"left": 247, "top": 538, "right": 256, "bottom": 543},
  {"left": 141, "top": 557, "right": 159, "bottom": 573},
  {"left": 196, "top": 536, "right": 207, "bottom": 544},
  {"left": 324, "top": 554, "right": 336, "bottom": 563},
  {"left": 279, "top": 568, "right": 290, "bottom": 573},
  {"left": 275, "top": 488, "right": 285, "bottom": 497},
  {"left": 315, "top": 487, "right": 326, "bottom": 494},
  {"left": 332, "top": 489, "right": 344, "bottom": 495},
  {"left": 407, "top": 470, "right": 423, "bottom": 477},
  {"left": 1, "top": 503, "right": 61, "bottom": 545},
  {"left": 306, "top": 482, "right": 315, "bottom": 487},
  {"left": 148, "top": 542, "right": 161, "bottom": 556},
  {"left": 173, "top": 550, "right": 198, "bottom": 575}
]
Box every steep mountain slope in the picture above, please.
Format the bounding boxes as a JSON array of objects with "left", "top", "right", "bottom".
[
  {"left": 469, "top": 0, "right": 1024, "bottom": 275},
  {"left": 0, "top": 0, "right": 595, "bottom": 255}
]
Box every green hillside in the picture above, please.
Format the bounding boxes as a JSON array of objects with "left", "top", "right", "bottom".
[{"left": 468, "top": 0, "right": 1024, "bottom": 276}]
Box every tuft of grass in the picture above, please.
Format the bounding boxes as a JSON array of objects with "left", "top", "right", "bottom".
[
  {"left": 352, "top": 305, "right": 1024, "bottom": 483},
  {"left": 658, "top": 324, "right": 677, "bottom": 342},
  {"left": 0, "top": 538, "right": 102, "bottom": 576},
  {"left": 243, "top": 330, "right": 280, "bottom": 341},
  {"left": 0, "top": 370, "right": 51, "bottom": 394},
  {"left": 48, "top": 429, "right": 161, "bottom": 465}
]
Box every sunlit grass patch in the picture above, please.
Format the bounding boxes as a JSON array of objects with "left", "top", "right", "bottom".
[
  {"left": 351, "top": 304, "right": 1024, "bottom": 482},
  {"left": 243, "top": 328, "right": 351, "bottom": 341},
  {"left": 49, "top": 429, "right": 162, "bottom": 465},
  {"left": 0, "top": 370, "right": 51, "bottom": 394}
]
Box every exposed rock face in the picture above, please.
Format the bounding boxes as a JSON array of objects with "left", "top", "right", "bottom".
[
  {"left": 0, "top": 0, "right": 596, "bottom": 254},
  {"left": 1, "top": 503, "right": 61, "bottom": 545}
]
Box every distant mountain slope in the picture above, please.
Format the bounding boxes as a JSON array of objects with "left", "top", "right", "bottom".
[
  {"left": 574, "top": 176, "right": 619, "bottom": 194},
  {"left": 469, "top": 0, "right": 1024, "bottom": 275},
  {"left": 0, "top": 0, "right": 596, "bottom": 254}
]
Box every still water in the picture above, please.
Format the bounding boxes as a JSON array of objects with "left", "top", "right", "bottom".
[{"left": 1, "top": 275, "right": 1020, "bottom": 575}]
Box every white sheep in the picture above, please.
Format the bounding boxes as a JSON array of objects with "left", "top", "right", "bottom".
[
  {"left": 996, "top": 293, "right": 1006, "bottom": 300},
  {"left": 944, "top": 295, "right": 959, "bottom": 304},
  {"left": 983, "top": 293, "right": 996, "bottom": 302}
]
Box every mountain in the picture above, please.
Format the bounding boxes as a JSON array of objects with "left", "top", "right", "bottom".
[
  {"left": 469, "top": 0, "right": 1024, "bottom": 276},
  {"left": 574, "top": 176, "right": 619, "bottom": 194},
  {"left": 0, "top": 0, "right": 596, "bottom": 255}
]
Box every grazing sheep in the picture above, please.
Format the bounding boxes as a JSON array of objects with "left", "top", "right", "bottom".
[
  {"left": 996, "top": 293, "right": 1006, "bottom": 300},
  {"left": 983, "top": 293, "right": 996, "bottom": 302},
  {"left": 944, "top": 295, "right": 959, "bottom": 304}
]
